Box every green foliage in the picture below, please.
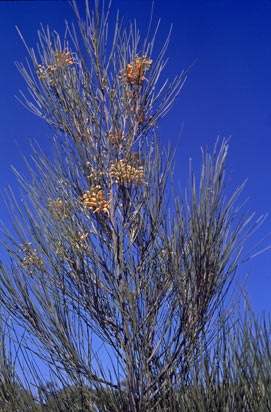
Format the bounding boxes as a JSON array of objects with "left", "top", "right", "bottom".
[{"left": 0, "top": 1, "right": 268, "bottom": 411}]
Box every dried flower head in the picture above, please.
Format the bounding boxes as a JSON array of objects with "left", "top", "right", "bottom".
[
  {"left": 83, "top": 186, "right": 109, "bottom": 216},
  {"left": 109, "top": 128, "right": 126, "bottom": 147},
  {"left": 120, "top": 55, "right": 152, "bottom": 87},
  {"left": 138, "top": 115, "right": 153, "bottom": 125}
]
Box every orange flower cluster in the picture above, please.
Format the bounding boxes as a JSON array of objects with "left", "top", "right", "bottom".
[
  {"left": 36, "top": 49, "right": 74, "bottom": 80},
  {"left": 48, "top": 197, "right": 69, "bottom": 219},
  {"left": 109, "top": 128, "right": 126, "bottom": 147},
  {"left": 20, "top": 243, "right": 45, "bottom": 275},
  {"left": 110, "top": 154, "right": 145, "bottom": 185},
  {"left": 55, "top": 49, "right": 73, "bottom": 67},
  {"left": 83, "top": 186, "right": 109, "bottom": 215},
  {"left": 120, "top": 56, "right": 152, "bottom": 87}
]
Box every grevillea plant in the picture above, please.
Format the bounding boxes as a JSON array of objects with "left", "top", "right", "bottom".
[{"left": 0, "top": 1, "right": 265, "bottom": 411}]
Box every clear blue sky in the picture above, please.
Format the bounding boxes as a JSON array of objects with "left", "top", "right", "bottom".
[{"left": 0, "top": 0, "right": 271, "bottom": 317}]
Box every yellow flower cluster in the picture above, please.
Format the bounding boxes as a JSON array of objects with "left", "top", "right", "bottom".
[
  {"left": 20, "top": 243, "right": 45, "bottom": 275},
  {"left": 36, "top": 64, "right": 54, "bottom": 80},
  {"left": 48, "top": 197, "right": 68, "bottom": 219},
  {"left": 75, "top": 232, "right": 89, "bottom": 251},
  {"left": 36, "top": 49, "right": 74, "bottom": 80},
  {"left": 83, "top": 186, "right": 109, "bottom": 216},
  {"left": 110, "top": 154, "right": 145, "bottom": 185},
  {"left": 86, "top": 163, "right": 105, "bottom": 182},
  {"left": 120, "top": 56, "right": 152, "bottom": 87}
]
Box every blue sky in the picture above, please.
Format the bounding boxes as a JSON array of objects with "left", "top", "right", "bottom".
[{"left": 0, "top": 0, "right": 271, "bottom": 319}]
